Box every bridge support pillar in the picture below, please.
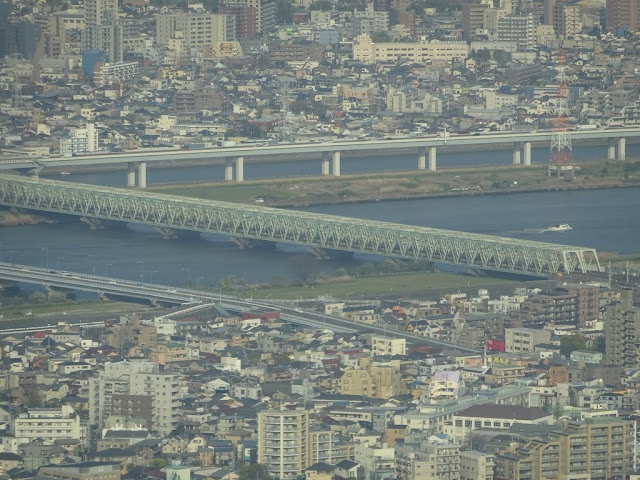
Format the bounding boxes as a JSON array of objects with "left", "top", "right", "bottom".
[
  {"left": 418, "top": 147, "right": 426, "bottom": 170},
  {"left": 428, "top": 146, "right": 436, "bottom": 171},
  {"left": 137, "top": 162, "right": 147, "bottom": 188},
  {"left": 332, "top": 151, "right": 341, "bottom": 176},
  {"left": 127, "top": 163, "right": 136, "bottom": 187},
  {"left": 235, "top": 156, "right": 244, "bottom": 182},
  {"left": 512, "top": 143, "right": 521, "bottom": 165},
  {"left": 617, "top": 137, "right": 626, "bottom": 160},
  {"left": 608, "top": 139, "right": 616, "bottom": 160},
  {"left": 523, "top": 142, "right": 531, "bottom": 166},
  {"left": 224, "top": 158, "right": 233, "bottom": 181},
  {"left": 321, "top": 152, "right": 330, "bottom": 175}
]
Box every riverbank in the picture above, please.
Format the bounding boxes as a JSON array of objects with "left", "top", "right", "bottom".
[
  {"left": 0, "top": 209, "right": 55, "bottom": 227},
  {"left": 150, "top": 161, "right": 640, "bottom": 208}
]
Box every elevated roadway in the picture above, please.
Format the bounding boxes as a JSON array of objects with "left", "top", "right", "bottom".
[
  {"left": 0, "top": 174, "right": 602, "bottom": 277},
  {"left": 0, "top": 262, "right": 479, "bottom": 352},
  {"left": 0, "top": 128, "right": 637, "bottom": 185}
]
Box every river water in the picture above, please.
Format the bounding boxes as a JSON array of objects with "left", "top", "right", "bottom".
[{"left": 1, "top": 147, "right": 639, "bottom": 289}]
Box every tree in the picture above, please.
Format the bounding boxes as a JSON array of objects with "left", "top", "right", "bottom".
[
  {"left": 592, "top": 336, "right": 605, "bottom": 354},
  {"left": 277, "top": 0, "right": 294, "bottom": 24},
  {"left": 239, "top": 464, "right": 273, "bottom": 480},
  {"left": 560, "top": 334, "right": 587, "bottom": 358},
  {"left": 309, "top": 0, "right": 331, "bottom": 10}
]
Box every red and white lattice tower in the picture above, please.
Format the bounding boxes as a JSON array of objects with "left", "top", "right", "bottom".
[{"left": 548, "top": 51, "right": 573, "bottom": 178}]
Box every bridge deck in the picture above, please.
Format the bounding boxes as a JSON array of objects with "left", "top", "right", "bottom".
[{"left": 0, "top": 174, "right": 602, "bottom": 277}]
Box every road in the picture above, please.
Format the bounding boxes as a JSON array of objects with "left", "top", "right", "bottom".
[
  {"left": 0, "top": 127, "right": 637, "bottom": 170},
  {"left": 0, "top": 262, "right": 480, "bottom": 353}
]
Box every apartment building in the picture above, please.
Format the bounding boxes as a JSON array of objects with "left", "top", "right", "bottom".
[
  {"left": 460, "top": 451, "right": 494, "bottom": 480},
  {"left": 553, "top": 2, "right": 582, "bottom": 38},
  {"left": 89, "top": 361, "right": 181, "bottom": 435},
  {"left": 463, "top": 2, "right": 489, "bottom": 38},
  {"left": 494, "top": 418, "right": 635, "bottom": 480},
  {"left": 309, "top": 428, "right": 345, "bottom": 465},
  {"left": 497, "top": 13, "right": 535, "bottom": 51},
  {"left": 93, "top": 61, "right": 139, "bottom": 87},
  {"left": 13, "top": 405, "right": 81, "bottom": 445},
  {"left": 604, "top": 288, "right": 640, "bottom": 367},
  {"left": 396, "top": 436, "right": 460, "bottom": 480},
  {"left": 370, "top": 336, "right": 406, "bottom": 356},
  {"left": 606, "top": 0, "right": 640, "bottom": 32},
  {"left": 337, "top": 357, "right": 408, "bottom": 399},
  {"left": 60, "top": 123, "right": 99, "bottom": 157},
  {"left": 258, "top": 410, "right": 310, "bottom": 479},
  {"left": 353, "top": 34, "right": 469, "bottom": 65},
  {"left": 504, "top": 327, "right": 551, "bottom": 353},
  {"left": 156, "top": 14, "right": 236, "bottom": 50}
]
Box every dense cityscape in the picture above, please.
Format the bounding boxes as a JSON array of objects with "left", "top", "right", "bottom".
[{"left": 0, "top": 0, "right": 640, "bottom": 479}]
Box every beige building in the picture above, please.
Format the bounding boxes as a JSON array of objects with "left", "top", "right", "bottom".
[
  {"left": 353, "top": 34, "right": 468, "bottom": 65},
  {"left": 397, "top": 438, "right": 460, "bottom": 480},
  {"left": 371, "top": 336, "right": 406, "bottom": 356},
  {"left": 337, "top": 358, "right": 408, "bottom": 399},
  {"left": 494, "top": 418, "right": 635, "bottom": 480},
  {"left": 504, "top": 327, "right": 551, "bottom": 353},
  {"left": 258, "top": 410, "right": 310, "bottom": 479},
  {"left": 460, "top": 451, "right": 494, "bottom": 480},
  {"left": 14, "top": 405, "right": 81, "bottom": 445},
  {"left": 606, "top": 0, "right": 640, "bottom": 32},
  {"left": 39, "top": 463, "right": 121, "bottom": 480},
  {"left": 156, "top": 13, "right": 236, "bottom": 50}
]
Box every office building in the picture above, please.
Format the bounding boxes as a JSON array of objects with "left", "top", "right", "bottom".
[
  {"left": 353, "top": 34, "right": 469, "bottom": 65},
  {"left": 606, "top": 0, "right": 640, "bottom": 32},
  {"left": 258, "top": 409, "right": 310, "bottom": 479},
  {"left": 604, "top": 288, "right": 640, "bottom": 367}
]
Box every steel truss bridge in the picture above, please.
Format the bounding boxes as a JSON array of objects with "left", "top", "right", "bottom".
[{"left": 0, "top": 174, "right": 602, "bottom": 277}]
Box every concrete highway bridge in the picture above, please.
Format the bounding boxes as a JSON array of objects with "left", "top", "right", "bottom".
[
  {"left": 0, "top": 174, "right": 602, "bottom": 277},
  {"left": 0, "top": 128, "right": 638, "bottom": 186},
  {"left": 0, "top": 262, "right": 480, "bottom": 352}
]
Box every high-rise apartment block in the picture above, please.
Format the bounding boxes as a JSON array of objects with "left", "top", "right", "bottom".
[
  {"left": 83, "top": 0, "right": 120, "bottom": 61},
  {"left": 497, "top": 13, "right": 535, "bottom": 51},
  {"left": 605, "top": 288, "right": 640, "bottom": 367},
  {"left": 606, "top": 0, "right": 640, "bottom": 32},
  {"left": 89, "top": 360, "right": 181, "bottom": 435},
  {"left": 553, "top": 2, "right": 582, "bottom": 37},
  {"left": 258, "top": 410, "right": 310, "bottom": 479}
]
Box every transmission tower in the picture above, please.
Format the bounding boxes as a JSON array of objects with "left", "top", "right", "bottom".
[{"left": 548, "top": 50, "right": 573, "bottom": 178}]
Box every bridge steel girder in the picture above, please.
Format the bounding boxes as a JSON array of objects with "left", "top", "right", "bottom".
[{"left": 0, "top": 174, "right": 603, "bottom": 277}]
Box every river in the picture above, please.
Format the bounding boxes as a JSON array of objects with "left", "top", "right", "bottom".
[{"left": 1, "top": 148, "right": 639, "bottom": 291}]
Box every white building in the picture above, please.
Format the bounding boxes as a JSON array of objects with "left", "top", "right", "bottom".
[
  {"left": 258, "top": 409, "right": 310, "bottom": 479},
  {"left": 60, "top": 123, "right": 99, "bottom": 157},
  {"left": 14, "top": 405, "right": 81, "bottom": 445},
  {"left": 94, "top": 61, "right": 140, "bottom": 87},
  {"left": 353, "top": 34, "right": 469, "bottom": 65}
]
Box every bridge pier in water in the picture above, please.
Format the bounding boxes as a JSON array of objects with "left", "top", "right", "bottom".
[
  {"left": 332, "top": 151, "right": 341, "bottom": 176},
  {"left": 417, "top": 147, "right": 437, "bottom": 171},
  {"left": 428, "top": 146, "right": 436, "bottom": 171},
  {"left": 235, "top": 156, "right": 244, "bottom": 182},
  {"left": 223, "top": 157, "right": 244, "bottom": 181},
  {"left": 126, "top": 162, "right": 147, "bottom": 188},
  {"left": 512, "top": 143, "right": 521, "bottom": 165},
  {"left": 321, "top": 152, "right": 330, "bottom": 175},
  {"left": 618, "top": 137, "right": 626, "bottom": 160},
  {"left": 523, "top": 142, "right": 531, "bottom": 165}
]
